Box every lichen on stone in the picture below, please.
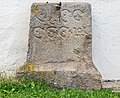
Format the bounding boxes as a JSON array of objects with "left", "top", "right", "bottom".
[{"left": 16, "top": 61, "right": 35, "bottom": 72}]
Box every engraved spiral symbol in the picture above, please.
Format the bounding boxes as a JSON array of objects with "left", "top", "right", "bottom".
[
  {"left": 61, "top": 9, "right": 71, "bottom": 22},
  {"left": 36, "top": 7, "right": 51, "bottom": 22},
  {"left": 73, "top": 10, "right": 83, "bottom": 21},
  {"left": 59, "top": 27, "right": 70, "bottom": 38},
  {"left": 77, "top": 28, "right": 84, "bottom": 37},
  {"left": 33, "top": 27, "right": 44, "bottom": 39},
  {"left": 46, "top": 27, "right": 57, "bottom": 39}
]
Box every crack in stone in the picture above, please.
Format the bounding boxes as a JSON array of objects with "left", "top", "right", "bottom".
[{"left": 45, "top": 59, "right": 78, "bottom": 64}]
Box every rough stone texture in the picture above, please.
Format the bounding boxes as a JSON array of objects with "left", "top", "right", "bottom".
[{"left": 17, "top": 2, "right": 102, "bottom": 89}]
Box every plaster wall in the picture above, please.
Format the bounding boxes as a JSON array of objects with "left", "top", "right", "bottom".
[{"left": 0, "top": 0, "right": 119, "bottom": 80}]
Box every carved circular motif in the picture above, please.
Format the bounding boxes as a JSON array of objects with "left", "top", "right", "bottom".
[
  {"left": 77, "top": 28, "right": 84, "bottom": 37},
  {"left": 36, "top": 7, "right": 51, "bottom": 22},
  {"left": 73, "top": 10, "right": 83, "bottom": 21},
  {"left": 33, "top": 27, "right": 44, "bottom": 39},
  {"left": 46, "top": 27, "right": 57, "bottom": 39},
  {"left": 61, "top": 9, "right": 71, "bottom": 22},
  {"left": 50, "top": 17, "right": 61, "bottom": 26},
  {"left": 59, "top": 27, "right": 70, "bottom": 38}
]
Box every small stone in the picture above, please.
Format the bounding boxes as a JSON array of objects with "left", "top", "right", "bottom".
[{"left": 17, "top": 2, "right": 102, "bottom": 89}]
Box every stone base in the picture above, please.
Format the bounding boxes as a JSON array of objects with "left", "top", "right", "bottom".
[{"left": 17, "top": 62, "right": 102, "bottom": 89}]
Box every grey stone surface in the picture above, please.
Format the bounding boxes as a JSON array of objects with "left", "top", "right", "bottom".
[{"left": 17, "top": 2, "right": 102, "bottom": 89}]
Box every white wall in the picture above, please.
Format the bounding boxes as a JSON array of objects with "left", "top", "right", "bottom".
[{"left": 0, "top": 0, "right": 120, "bottom": 80}]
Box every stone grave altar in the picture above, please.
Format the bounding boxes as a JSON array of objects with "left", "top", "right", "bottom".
[{"left": 17, "top": 2, "right": 102, "bottom": 89}]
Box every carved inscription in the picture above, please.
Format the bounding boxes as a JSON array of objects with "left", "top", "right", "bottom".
[
  {"left": 32, "top": 3, "right": 88, "bottom": 40},
  {"left": 35, "top": 5, "right": 51, "bottom": 22},
  {"left": 35, "top": 7, "right": 84, "bottom": 22},
  {"left": 58, "top": 27, "right": 70, "bottom": 38},
  {"left": 73, "top": 9, "right": 84, "bottom": 21},
  {"left": 33, "top": 27, "right": 86, "bottom": 40},
  {"left": 46, "top": 27, "right": 57, "bottom": 39},
  {"left": 33, "top": 27, "right": 44, "bottom": 39},
  {"left": 61, "top": 9, "right": 71, "bottom": 22}
]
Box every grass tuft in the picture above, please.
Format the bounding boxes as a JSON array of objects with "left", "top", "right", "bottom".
[{"left": 0, "top": 76, "right": 120, "bottom": 98}]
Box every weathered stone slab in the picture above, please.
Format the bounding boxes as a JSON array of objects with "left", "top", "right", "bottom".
[{"left": 17, "top": 2, "right": 102, "bottom": 89}]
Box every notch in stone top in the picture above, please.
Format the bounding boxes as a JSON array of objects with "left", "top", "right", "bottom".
[{"left": 55, "top": 2, "right": 61, "bottom": 10}]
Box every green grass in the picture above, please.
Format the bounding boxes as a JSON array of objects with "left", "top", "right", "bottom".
[{"left": 0, "top": 77, "right": 120, "bottom": 98}]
